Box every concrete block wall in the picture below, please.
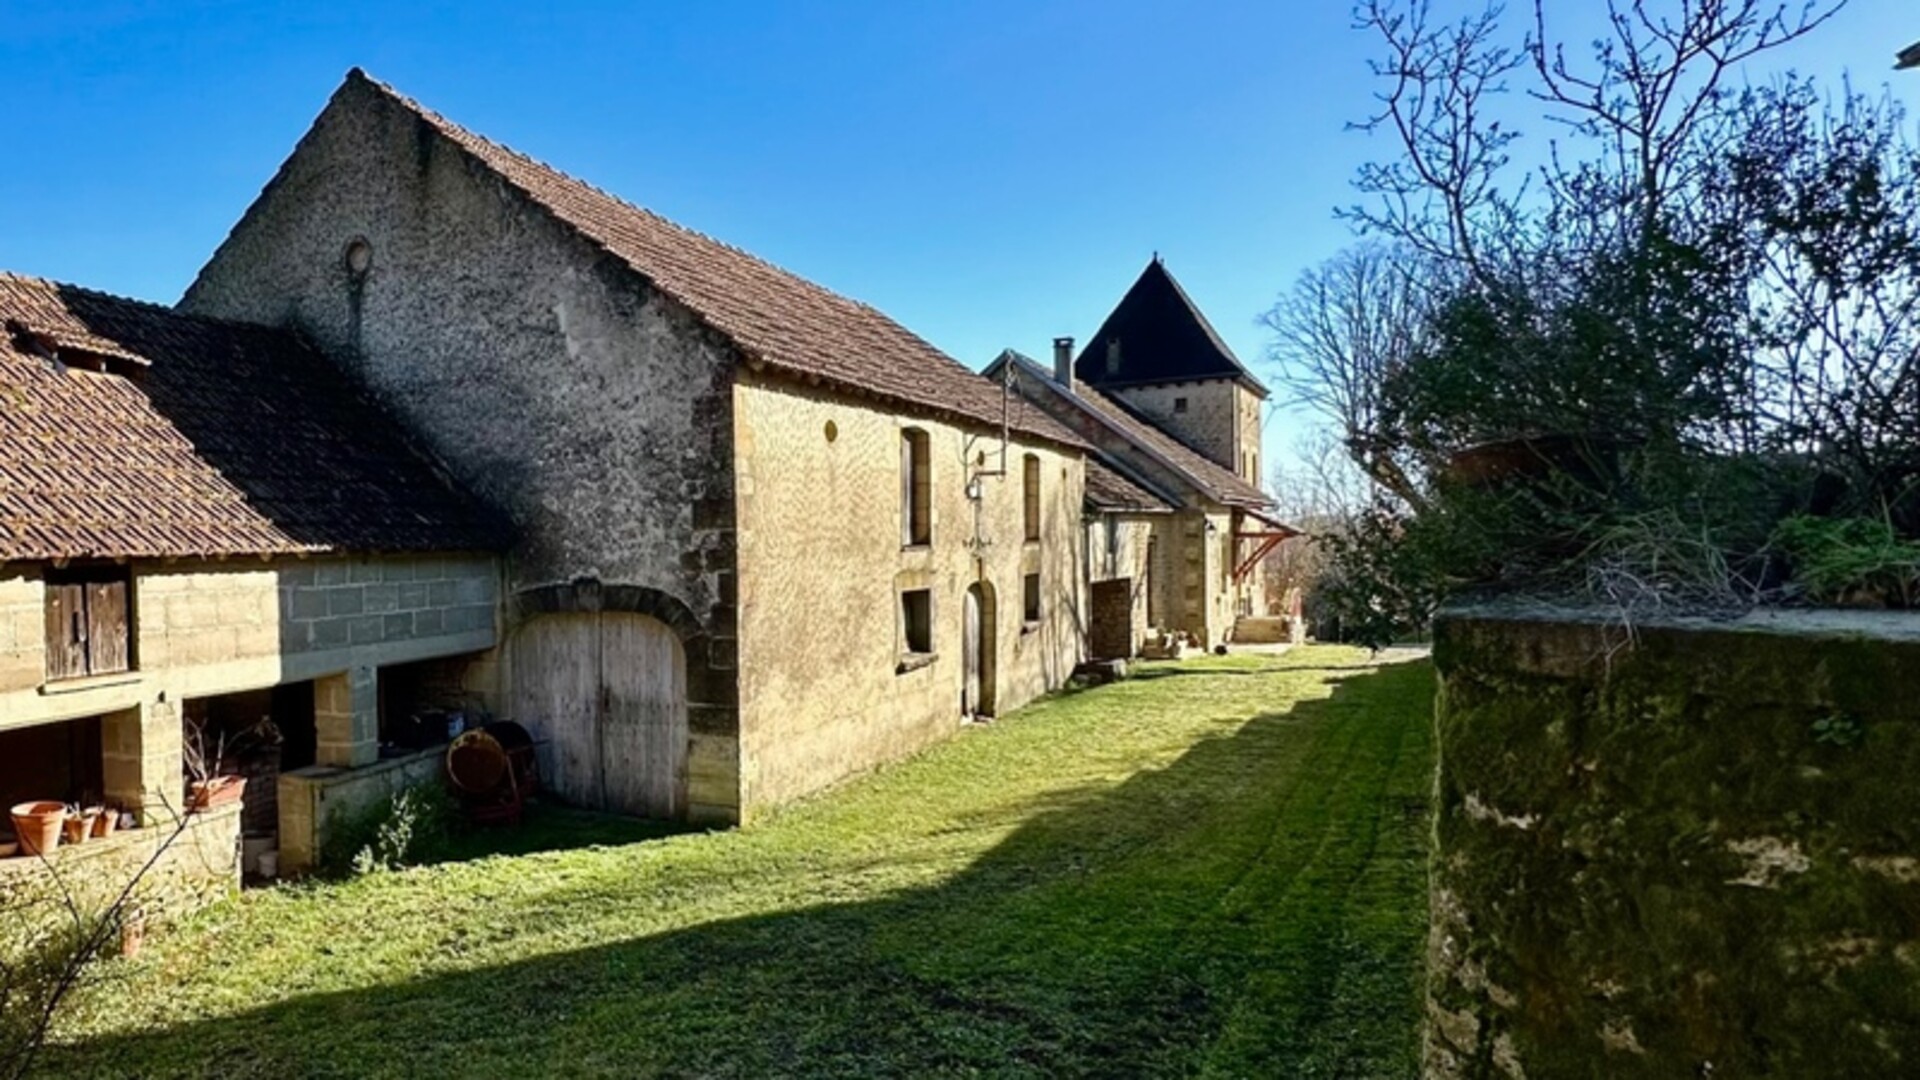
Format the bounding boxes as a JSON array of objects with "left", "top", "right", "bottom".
[
  {"left": 278, "top": 746, "right": 444, "bottom": 873},
  {"left": 273, "top": 555, "right": 498, "bottom": 657},
  {"left": 0, "top": 552, "right": 500, "bottom": 915},
  {"left": 314, "top": 667, "right": 378, "bottom": 768},
  {"left": 101, "top": 699, "right": 184, "bottom": 825}
]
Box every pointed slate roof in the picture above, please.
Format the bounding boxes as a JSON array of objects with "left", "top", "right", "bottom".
[
  {"left": 0, "top": 272, "right": 503, "bottom": 560},
  {"left": 288, "top": 71, "right": 1083, "bottom": 451},
  {"left": 1074, "top": 258, "right": 1266, "bottom": 396}
]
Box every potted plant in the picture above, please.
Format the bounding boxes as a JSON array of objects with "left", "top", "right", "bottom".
[
  {"left": 183, "top": 717, "right": 247, "bottom": 812},
  {"left": 60, "top": 806, "right": 94, "bottom": 846},
  {"left": 9, "top": 801, "right": 62, "bottom": 855}
]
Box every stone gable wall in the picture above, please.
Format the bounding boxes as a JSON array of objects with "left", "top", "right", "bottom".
[
  {"left": 181, "top": 76, "right": 737, "bottom": 639},
  {"left": 181, "top": 78, "right": 740, "bottom": 818}
]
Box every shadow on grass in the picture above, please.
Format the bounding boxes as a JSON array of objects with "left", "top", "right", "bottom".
[
  {"left": 1129, "top": 663, "right": 1392, "bottom": 681},
  {"left": 425, "top": 803, "right": 704, "bottom": 866},
  {"left": 51, "top": 662, "right": 1436, "bottom": 1079}
]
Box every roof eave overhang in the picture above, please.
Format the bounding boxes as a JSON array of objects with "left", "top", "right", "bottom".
[{"left": 744, "top": 359, "right": 1090, "bottom": 453}]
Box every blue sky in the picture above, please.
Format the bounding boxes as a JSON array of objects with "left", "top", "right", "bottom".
[{"left": 2, "top": 1, "right": 1914, "bottom": 473}]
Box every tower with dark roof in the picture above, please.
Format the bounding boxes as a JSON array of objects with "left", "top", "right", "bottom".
[{"left": 1074, "top": 257, "right": 1268, "bottom": 487}]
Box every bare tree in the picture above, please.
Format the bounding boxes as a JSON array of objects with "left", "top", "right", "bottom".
[
  {"left": 1264, "top": 432, "right": 1377, "bottom": 635},
  {"left": 1347, "top": 0, "right": 1528, "bottom": 279},
  {"left": 1348, "top": 0, "right": 1844, "bottom": 278},
  {"left": 1529, "top": 0, "right": 1844, "bottom": 248},
  {"left": 1263, "top": 245, "right": 1436, "bottom": 509},
  {"left": 0, "top": 803, "right": 198, "bottom": 1080}
]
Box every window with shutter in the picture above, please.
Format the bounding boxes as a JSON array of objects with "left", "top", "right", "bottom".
[
  {"left": 43, "top": 567, "right": 133, "bottom": 682},
  {"left": 1022, "top": 455, "right": 1041, "bottom": 543},
  {"left": 902, "top": 428, "right": 931, "bottom": 547}
]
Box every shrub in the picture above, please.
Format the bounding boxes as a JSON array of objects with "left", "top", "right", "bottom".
[{"left": 322, "top": 784, "right": 459, "bottom": 875}]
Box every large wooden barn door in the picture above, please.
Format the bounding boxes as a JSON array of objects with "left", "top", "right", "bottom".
[
  {"left": 600, "top": 614, "right": 688, "bottom": 818},
  {"left": 512, "top": 613, "right": 687, "bottom": 818}
]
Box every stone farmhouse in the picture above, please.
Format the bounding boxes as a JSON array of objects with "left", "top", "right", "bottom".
[
  {"left": 986, "top": 259, "right": 1289, "bottom": 654},
  {"left": 1, "top": 70, "right": 1284, "bottom": 908},
  {"left": 180, "top": 70, "right": 1091, "bottom": 828}
]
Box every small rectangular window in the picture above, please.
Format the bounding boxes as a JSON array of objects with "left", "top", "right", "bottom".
[
  {"left": 1022, "top": 454, "right": 1041, "bottom": 542},
  {"left": 1023, "top": 572, "right": 1041, "bottom": 625},
  {"left": 902, "top": 429, "right": 931, "bottom": 547},
  {"left": 1174, "top": 397, "right": 1188, "bottom": 413},
  {"left": 44, "top": 566, "right": 133, "bottom": 682},
  {"left": 902, "top": 589, "right": 933, "bottom": 655}
]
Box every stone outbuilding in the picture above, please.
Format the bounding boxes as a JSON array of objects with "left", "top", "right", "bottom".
[
  {"left": 0, "top": 272, "right": 503, "bottom": 896},
  {"left": 182, "top": 70, "right": 1091, "bottom": 824}
]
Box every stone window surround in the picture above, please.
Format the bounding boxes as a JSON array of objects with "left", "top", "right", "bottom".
[
  {"left": 1022, "top": 453, "right": 1041, "bottom": 543},
  {"left": 894, "top": 568, "right": 936, "bottom": 673},
  {"left": 901, "top": 427, "right": 932, "bottom": 549},
  {"left": 1021, "top": 570, "right": 1042, "bottom": 630}
]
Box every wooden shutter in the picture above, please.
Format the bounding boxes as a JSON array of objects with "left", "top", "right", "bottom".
[
  {"left": 44, "top": 584, "right": 88, "bottom": 681},
  {"left": 1023, "top": 456, "right": 1040, "bottom": 541},
  {"left": 85, "top": 580, "right": 130, "bottom": 676},
  {"left": 901, "top": 432, "right": 914, "bottom": 547}
]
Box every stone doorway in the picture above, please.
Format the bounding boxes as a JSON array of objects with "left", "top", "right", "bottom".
[
  {"left": 511, "top": 612, "right": 688, "bottom": 818},
  {"left": 962, "top": 580, "right": 997, "bottom": 719}
]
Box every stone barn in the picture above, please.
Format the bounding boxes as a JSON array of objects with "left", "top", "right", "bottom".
[{"left": 184, "top": 70, "right": 1090, "bottom": 824}]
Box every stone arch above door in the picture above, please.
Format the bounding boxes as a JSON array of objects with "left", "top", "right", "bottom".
[
  {"left": 513, "top": 611, "right": 688, "bottom": 817},
  {"left": 513, "top": 579, "right": 705, "bottom": 643},
  {"left": 509, "top": 577, "right": 738, "bottom": 823}
]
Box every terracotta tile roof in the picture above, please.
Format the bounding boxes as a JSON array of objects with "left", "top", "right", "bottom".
[
  {"left": 989, "top": 350, "right": 1270, "bottom": 509},
  {"left": 1075, "top": 384, "right": 1271, "bottom": 506},
  {"left": 0, "top": 272, "right": 504, "bottom": 561},
  {"left": 346, "top": 71, "right": 1085, "bottom": 451},
  {"left": 1084, "top": 457, "right": 1175, "bottom": 513}
]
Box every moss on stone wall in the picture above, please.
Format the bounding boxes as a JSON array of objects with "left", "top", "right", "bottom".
[{"left": 1430, "top": 606, "right": 1920, "bottom": 1077}]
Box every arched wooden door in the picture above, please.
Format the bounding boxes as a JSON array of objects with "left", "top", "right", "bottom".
[
  {"left": 962, "top": 581, "right": 997, "bottom": 718},
  {"left": 512, "top": 612, "right": 688, "bottom": 818}
]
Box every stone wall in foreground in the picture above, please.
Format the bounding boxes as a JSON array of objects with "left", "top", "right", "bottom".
[
  {"left": 0, "top": 802, "right": 241, "bottom": 929},
  {"left": 1430, "top": 605, "right": 1920, "bottom": 1078}
]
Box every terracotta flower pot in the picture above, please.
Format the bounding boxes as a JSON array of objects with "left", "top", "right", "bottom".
[
  {"left": 188, "top": 775, "right": 248, "bottom": 811},
  {"left": 120, "top": 908, "right": 147, "bottom": 959},
  {"left": 62, "top": 812, "right": 92, "bottom": 846},
  {"left": 10, "top": 801, "right": 64, "bottom": 856},
  {"left": 89, "top": 806, "right": 116, "bottom": 839}
]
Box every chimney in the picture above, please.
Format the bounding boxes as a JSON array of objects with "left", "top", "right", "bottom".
[{"left": 1052, "top": 336, "right": 1075, "bottom": 390}]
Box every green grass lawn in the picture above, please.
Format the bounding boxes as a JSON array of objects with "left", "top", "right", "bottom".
[{"left": 48, "top": 647, "right": 1434, "bottom": 1079}]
